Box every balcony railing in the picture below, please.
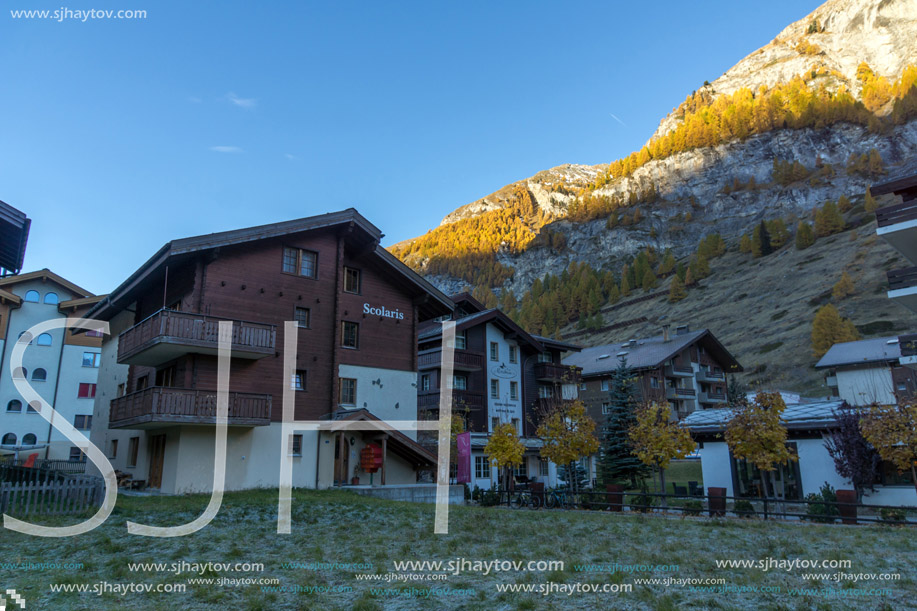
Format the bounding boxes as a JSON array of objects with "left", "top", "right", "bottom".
[
  {"left": 118, "top": 309, "right": 276, "bottom": 366},
  {"left": 666, "top": 386, "right": 697, "bottom": 399},
  {"left": 876, "top": 199, "right": 917, "bottom": 228},
  {"left": 109, "top": 387, "right": 271, "bottom": 428},
  {"left": 533, "top": 362, "right": 582, "bottom": 383},
  {"left": 417, "top": 348, "right": 484, "bottom": 372},
  {"left": 699, "top": 391, "right": 726, "bottom": 403},
  {"left": 697, "top": 366, "right": 725, "bottom": 382},
  {"left": 418, "top": 390, "right": 485, "bottom": 411},
  {"left": 888, "top": 267, "right": 917, "bottom": 292},
  {"left": 665, "top": 363, "right": 694, "bottom": 378}
]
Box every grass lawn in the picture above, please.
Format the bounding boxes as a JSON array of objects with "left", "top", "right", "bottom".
[{"left": 1, "top": 488, "right": 914, "bottom": 610}]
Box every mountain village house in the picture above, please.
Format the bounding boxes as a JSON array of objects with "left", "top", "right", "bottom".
[
  {"left": 563, "top": 326, "right": 743, "bottom": 423},
  {"left": 0, "top": 270, "right": 102, "bottom": 463},
  {"left": 816, "top": 336, "right": 917, "bottom": 406},
  {"left": 416, "top": 294, "right": 586, "bottom": 490},
  {"left": 83, "top": 209, "right": 453, "bottom": 494}
]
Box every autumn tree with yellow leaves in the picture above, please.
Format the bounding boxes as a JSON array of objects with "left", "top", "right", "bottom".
[
  {"left": 535, "top": 398, "right": 600, "bottom": 494},
  {"left": 484, "top": 422, "right": 525, "bottom": 492},
  {"left": 859, "top": 402, "right": 917, "bottom": 495},
  {"left": 629, "top": 401, "right": 696, "bottom": 506}
]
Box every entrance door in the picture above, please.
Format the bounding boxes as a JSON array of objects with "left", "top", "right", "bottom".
[
  {"left": 148, "top": 434, "right": 167, "bottom": 488},
  {"left": 333, "top": 434, "right": 348, "bottom": 486}
]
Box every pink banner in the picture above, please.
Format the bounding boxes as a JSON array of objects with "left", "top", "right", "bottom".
[{"left": 456, "top": 432, "right": 471, "bottom": 483}]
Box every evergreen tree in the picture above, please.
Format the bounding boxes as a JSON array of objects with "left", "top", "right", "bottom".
[
  {"left": 657, "top": 251, "right": 676, "bottom": 275},
  {"left": 837, "top": 195, "right": 852, "bottom": 213},
  {"left": 752, "top": 221, "right": 773, "bottom": 257},
  {"left": 832, "top": 270, "right": 856, "bottom": 300},
  {"left": 812, "top": 304, "right": 861, "bottom": 358},
  {"left": 675, "top": 262, "right": 687, "bottom": 282},
  {"left": 766, "top": 218, "right": 790, "bottom": 249},
  {"left": 642, "top": 269, "right": 657, "bottom": 291},
  {"left": 668, "top": 275, "right": 687, "bottom": 302},
  {"left": 795, "top": 221, "right": 815, "bottom": 250},
  {"left": 863, "top": 188, "right": 878, "bottom": 213},
  {"left": 739, "top": 234, "right": 753, "bottom": 254},
  {"left": 620, "top": 266, "right": 632, "bottom": 297},
  {"left": 684, "top": 266, "right": 696, "bottom": 287},
  {"left": 599, "top": 358, "right": 651, "bottom": 487},
  {"left": 815, "top": 200, "right": 845, "bottom": 237}
]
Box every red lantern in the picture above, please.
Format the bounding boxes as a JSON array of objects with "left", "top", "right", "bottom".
[{"left": 360, "top": 444, "right": 383, "bottom": 473}]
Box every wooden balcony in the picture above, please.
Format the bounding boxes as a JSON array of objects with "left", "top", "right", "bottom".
[
  {"left": 666, "top": 386, "right": 697, "bottom": 400},
  {"left": 417, "top": 348, "right": 484, "bottom": 372},
  {"left": 698, "top": 390, "right": 726, "bottom": 404},
  {"left": 117, "top": 309, "right": 276, "bottom": 366},
  {"left": 887, "top": 267, "right": 917, "bottom": 314},
  {"left": 533, "top": 362, "right": 581, "bottom": 384},
  {"left": 876, "top": 198, "right": 917, "bottom": 264},
  {"left": 696, "top": 366, "right": 725, "bottom": 382},
  {"left": 664, "top": 363, "right": 694, "bottom": 378},
  {"left": 417, "top": 390, "right": 485, "bottom": 411},
  {"left": 900, "top": 334, "right": 917, "bottom": 357},
  {"left": 109, "top": 387, "right": 271, "bottom": 429},
  {"left": 876, "top": 199, "right": 917, "bottom": 228}
]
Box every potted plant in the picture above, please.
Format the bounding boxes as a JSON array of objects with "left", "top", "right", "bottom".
[{"left": 351, "top": 465, "right": 362, "bottom": 485}]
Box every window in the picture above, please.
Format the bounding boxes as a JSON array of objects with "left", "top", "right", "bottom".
[
  {"left": 69, "top": 447, "right": 87, "bottom": 462},
  {"left": 455, "top": 331, "right": 467, "bottom": 350},
  {"left": 6, "top": 400, "right": 22, "bottom": 413},
  {"left": 1, "top": 433, "right": 16, "bottom": 445},
  {"left": 343, "top": 267, "right": 361, "bottom": 294},
  {"left": 509, "top": 346, "right": 518, "bottom": 364},
  {"left": 453, "top": 374, "right": 467, "bottom": 390},
  {"left": 282, "top": 246, "right": 318, "bottom": 278},
  {"left": 109, "top": 439, "right": 118, "bottom": 458},
  {"left": 291, "top": 434, "right": 303, "bottom": 457},
  {"left": 513, "top": 459, "right": 527, "bottom": 478},
  {"left": 340, "top": 378, "right": 356, "bottom": 405},
  {"left": 155, "top": 366, "right": 175, "bottom": 387},
  {"left": 538, "top": 352, "right": 552, "bottom": 363},
  {"left": 24, "top": 290, "right": 39, "bottom": 302},
  {"left": 538, "top": 385, "right": 554, "bottom": 399},
  {"left": 475, "top": 455, "right": 491, "bottom": 479},
  {"left": 117, "top": 383, "right": 126, "bottom": 397},
  {"left": 22, "top": 433, "right": 36, "bottom": 445},
  {"left": 293, "top": 370, "right": 307, "bottom": 391},
  {"left": 341, "top": 321, "right": 359, "bottom": 349},
  {"left": 540, "top": 458, "right": 549, "bottom": 476},
  {"left": 43, "top": 292, "right": 60, "bottom": 304},
  {"left": 490, "top": 379, "right": 499, "bottom": 398},
  {"left": 580, "top": 382, "right": 587, "bottom": 391},
  {"left": 510, "top": 381, "right": 518, "bottom": 400},
  {"left": 650, "top": 377, "right": 660, "bottom": 389},
  {"left": 82, "top": 352, "right": 101, "bottom": 368},
  {"left": 17, "top": 331, "right": 32, "bottom": 344},
  {"left": 13, "top": 367, "right": 26, "bottom": 379},
  {"left": 511, "top": 417, "right": 520, "bottom": 435},
  {"left": 78, "top": 383, "right": 97, "bottom": 398},
  {"left": 602, "top": 402, "right": 611, "bottom": 415},
  {"left": 136, "top": 375, "right": 149, "bottom": 391},
  {"left": 491, "top": 417, "right": 500, "bottom": 432},
  {"left": 36, "top": 333, "right": 52, "bottom": 346},
  {"left": 294, "top": 307, "right": 311, "bottom": 329},
  {"left": 27, "top": 401, "right": 39, "bottom": 413},
  {"left": 490, "top": 342, "right": 499, "bottom": 361},
  {"left": 31, "top": 368, "right": 47, "bottom": 382},
  {"left": 600, "top": 379, "right": 609, "bottom": 391},
  {"left": 74, "top": 415, "right": 92, "bottom": 430},
  {"left": 127, "top": 437, "right": 140, "bottom": 467},
  {"left": 420, "top": 374, "right": 430, "bottom": 391}
]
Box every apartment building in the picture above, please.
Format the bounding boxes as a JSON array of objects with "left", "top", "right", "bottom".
[
  {"left": 873, "top": 161, "right": 917, "bottom": 371},
  {"left": 416, "top": 294, "right": 584, "bottom": 489},
  {"left": 816, "top": 336, "right": 917, "bottom": 406},
  {"left": 564, "top": 326, "right": 743, "bottom": 422},
  {"left": 83, "top": 209, "right": 452, "bottom": 494},
  {"left": 0, "top": 270, "right": 102, "bottom": 462}
]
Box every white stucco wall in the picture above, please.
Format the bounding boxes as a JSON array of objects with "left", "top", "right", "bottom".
[
  {"left": 698, "top": 442, "right": 734, "bottom": 496},
  {"left": 836, "top": 366, "right": 896, "bottom": 406},
  {"left": 338, "top": 364, "right": 418, "bottom": 440},
  {"left": 484, "top": 323, "right": 522, "bottom": 432}
]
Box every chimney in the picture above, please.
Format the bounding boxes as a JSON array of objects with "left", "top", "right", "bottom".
[
  {"left": 675, "top": 324, "right": 690, "bottom": 336},
  {"left": 662, "top": 324, "right": 671, "bottom": 342}
]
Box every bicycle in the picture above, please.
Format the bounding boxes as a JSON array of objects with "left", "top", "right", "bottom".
[
  {"left": 509, "top": 489, "right": 543, "bottom": 509},
  {"left": 544, "top": 488, "right": 571, "bottom": 509}
]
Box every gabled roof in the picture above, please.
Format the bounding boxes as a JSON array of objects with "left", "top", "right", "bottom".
[
  {"left": 683, "top": 400, "right": 847, "bottom": 434},
  {"left": 532, "top": 334, "right": 581, "bottom": 353},
  {"left": 871, "top": 159, "right": 917, "bottom": 196},
  {"left": 329, "top": 408, "right": 437, "bottom": 466},
  {"left": 0, "top": 269, "right": 93, "bottom": 298},
  {"left": 0, "top": 288, "right": 21, "bottom": 305},
  {"left": 815, "top": 335, "right": 904, "bottom": 369},
  {"left": 563, "top": 329, "right": 742, "bottom": 377},
  {"left": 84, "top": 208, "right": 453, "bottom": 322},
  {"left": 418, "top": 308, "right": 549, "bottom": 352},
  {"left": 450, "top": 292, "right": 487, "bottom": 314},
  {"left": 58, "top": 295, "right": 106, "bottom": 310}
]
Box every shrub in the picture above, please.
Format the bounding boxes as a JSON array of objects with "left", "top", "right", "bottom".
[
  {"left": 733, "top": 499, "right": 755, "bottom": 517},
  {"left": 629, "top": 491, "right": 656, "bottom": 513},
  {"left": 879, "top": 507, "right": 907, "bottom": 523},
  {"left": 803, "top": 482, "right": 840, "bottom": 523},
  {"left": 682, "top": 500, "right": 703, "bottom": 516}
]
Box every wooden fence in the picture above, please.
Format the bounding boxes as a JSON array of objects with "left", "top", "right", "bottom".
[{"left": 0, "top": 476, "right": 104, "bottom": 516}]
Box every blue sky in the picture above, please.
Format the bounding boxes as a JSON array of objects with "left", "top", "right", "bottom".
[{"left": 1, "top": 0, "right": 823, "bottom": 295}]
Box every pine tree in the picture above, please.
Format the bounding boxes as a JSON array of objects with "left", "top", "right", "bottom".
[
  {"left": 766, "top": 219, "right": 790, "bottom": 249},
  {"left": 599, "top": 358, "right": 651, "bottom": 487},
  {"left": 795, "top": 221, "right": 815, "bottom": 249},
  {"left": 815, "top": 200, "right": 845, "bottom": 237},
  {"left": 684, "top": 266, "right": 696, "bottom": 287},
  {"left": 752, "top": 221, "right": 773, "bottom": 257},
  {"left": 864, "top": 188, "right": 878, "bottom": 213},
  {"left": 739, "top": 234, "right": 753, "bottom": 254},
  {"left": 812, "top": 304, "right": 861, "bottom": 358},
  {"left": 620, "top": 266, "right": 632, "bottom": 297},
  {"left": 837, "top": 194, "right": 852, "bottom": 213},
  {"left": 657, "top": 251, "right": 676, "bottom": 275},
  {"left": 668, "top": 275, "right": 687, "bottom": 302},
  {"left": 832, "top": 270, "right": 856, "bottom": 300},
  {"left": 642, "top": 269, "right": 657, "bottom": 291}
]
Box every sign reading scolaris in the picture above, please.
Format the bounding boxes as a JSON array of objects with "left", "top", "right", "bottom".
[{"left": 363, "top": 302, "right": 405, "bottom": 320}]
